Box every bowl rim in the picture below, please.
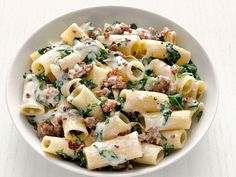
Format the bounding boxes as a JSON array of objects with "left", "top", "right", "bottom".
[{"left": 6, "top": 5, "right": 219, "bottom": 177}]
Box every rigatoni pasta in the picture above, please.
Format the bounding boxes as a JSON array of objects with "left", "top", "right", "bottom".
[{"left": 20, "top": 21, "right": 206, "bottom": 171}]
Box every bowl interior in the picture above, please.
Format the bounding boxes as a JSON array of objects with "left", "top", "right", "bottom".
[{"left": 6, "top": 6, "right": 218, "bottom": 177}]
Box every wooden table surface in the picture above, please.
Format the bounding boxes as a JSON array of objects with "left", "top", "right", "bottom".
[{"left": 0, "top": 0, "right": 235, "bottom": 176}]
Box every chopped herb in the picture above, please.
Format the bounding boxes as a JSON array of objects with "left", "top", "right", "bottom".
[
  {"left": 160, "top": 101, "right": 172, "bottom": 126},
  {"left": 54, "top": 74, "right": 68, "bottom": 93},
  {"left": 74, "top": 151, "right": 87, "bottom": 167},
  {"left": 95, "top": 129, "right": 103, "bottom": 142},
  {"left": 79, "top": 78, "right": 97, "bottom": 89},
  {"left": 196, "top": 111, "right": 203, "bottom": 122},
  {"left": 163, "top": 145, "right": 175, "bottom": 157},
  {"left": 57, "top": 48, "right": 72, "bottom": 58},
  {"left": 130, "top": 23, "right": 138, "bottom": 29},
  {"left": 36, "top": 73, "right": 51, "bottom": 90},
  {"left": 56, "top": 149, "right": 87, "bottom": 167},
  {"left": 100, "top": 149, "right": 118, "bottom": 159},
  {"left": 99, "top": 96, "right": 108, "bottom": 104},
  {"left": 84, "top": 52, "right": 97, "bottom": 64},
  {"left": 145, "top": 69, "right": 153, "bottom": 76},
  {"left": 93, "top": 145, "right": 118, "bottom": 160},
  {"left": 36, "top": 95, "right": 52, "bottom": 110},
  {"left": 100, "top": 49, "right": 108, "bottom": 58},
  {"left": 81, "top": 103, "right": 98, "bottom": 117},
  {"left": 131, "top": 124, "right": 142, "bottom": 134},
  {"left": 38, "top": 46, "right": 52, "bottom": 55},
  {"left": 97, "top": 49, "right": 108, "bottom": 64},
  {"left": 161, "top": 135, "right": 175, "bottom": 156},
  {"left": 166, "top": 43, "right": 181, "bottom": 64},
  {"left": 188, "top": 99, "right": 199, "bottom": 108},
  {"left": 117, "top": 97, "right": 125, "bottom": 110},
  {"left": 126, "top": 75, "right": 149, "bottom": 90},
  {"left": 56, "top": 149, "right": 70, "bottom": 160},
  {"left": 104, "top": 117, "right": 111, "bottom": 125},
  {"left": 182, "top": 62, "right": 201, "bottom": 80},
  {"left": 53, "top": 93, "right": 61, "bottom": 102},
  {"left": 168, "top": 94, "right": 184, "bottom": 110}
]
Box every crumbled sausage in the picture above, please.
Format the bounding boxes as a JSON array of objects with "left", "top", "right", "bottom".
[
  {"left": 152, "top": 76, "right": 176, "bottom": 94},
  {"left": 171, "top": 65, "right": 181, "bottom": 75},
  {"left": 101, "top": 99, "right": 117, "bottom": 113},
  {"left": 105, "top": 23, "right": 132, "bottom": 35},
  {"left": 41, "top": 85, "right": 60, "bottom": 108},
  {"left": 68, "top": 62, "right": 93, "bottom": 80},
  {"left": 109, "top": 41, "right": 119, "bottom": 51},
  {"left": 138, "top": 127, "right": 163, "bottom": 145},
  {"left": 87, "top": 28, "right": 102, "bottom": 40},
  {"left": 84, "top": 117, "right": 99, "bottom": 129},
  {"left": 36, "top": 119, "right": 63, "bottom": 140},
  {"left": 103, "top": 69, "right": 126, "bottom": 89},
  {"left": 95, "top": 87, "right": 111, "bottom": 97},
  {"left": 68, "top": 141, "right": 85, "bottom": 151}
]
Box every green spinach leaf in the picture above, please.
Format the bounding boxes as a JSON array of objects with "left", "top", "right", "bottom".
[{"left": 168, "top": 94, "right": 184, "bottom": 110}]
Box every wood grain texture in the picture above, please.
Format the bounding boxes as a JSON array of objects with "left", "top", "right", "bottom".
[{"left": 0, "top": 0, "right": 235, "bottom": 177}]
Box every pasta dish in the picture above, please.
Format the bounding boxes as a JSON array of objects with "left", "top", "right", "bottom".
[{"left": 20, "top": 21, "right": 206, "bottom": 170}]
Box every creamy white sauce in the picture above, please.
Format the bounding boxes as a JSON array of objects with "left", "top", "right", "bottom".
[
  {"left": 93, "top": 142, "right": 127, "bottom": 166},
  {"left": 104, "top": 55, "right": 128, "bottom": 68},
  {"left": 73, "top": 42, "right": 100, "bottom": 60},
  {"left": 95, "top": 122, "right": 106, "bottom": 141},
  {"left": 67, "top": 95, "right": 74, "bottom": 103}
]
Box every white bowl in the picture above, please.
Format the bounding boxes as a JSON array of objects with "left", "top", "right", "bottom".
[{"left": 6, "top": 6, "right": 218, "bottom": 177}]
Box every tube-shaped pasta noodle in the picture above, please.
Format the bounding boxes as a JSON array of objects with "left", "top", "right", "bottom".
[
  {"left": 120, "top": 89, "right": 169, "bottom": 113},
  {"left": 118, "top": 60, "right": 145, "bottom": 82},
  {"left": 95, "top": 112, "right": 130, "bottom": 141},
  {"left": 174, "top": 45, "right": 191, "bottom": 66},
  {"left": 67, "top": 85, "right": 104, "bottom": 120},
  {"left": 139, "top": 40, "right": 166, "bottom": 59},
  {"left": 96, "top": 35, "right": 141, "bottom": 56},
  {"left": 163, "top": 31, "right": 177, "bottom": 44},
  {"left": 50, "top": 52, "right": 81, "bottom": 79},
  {"left": 86, "top": 65, "right": 110, "bottom": 91},
  {"left": 190, "top": 102, "right": 204, "bottom": 120},
  {"left": 31, "top": 49, "right": 61, "bottom": 75},
  {"left": 83, "top": 132, "right": 142, "bottom": 170},
  {"left": 140, "top": 40, "right": 191, "bottom": 65},
  {"left": 60, "top": 23, "right": 87, "bottom": 45},
  {"left": 188, "top": 80, "right": 206, "bottom": 100},
  {"left": 149, "top": 59, "right": 175, "bottom": 81},
  {"left": 142, "top": 110, "right": 192, "bottom": 131},
  {"left": 20, "top": 74, "right": 45, "bottom": 115},
  {"left": 61, "top": 78, "right": 81, "bottom": 97},
  {"left": 176, "top": 74, "right": 195, "bottom": 95},
  {"left": 41, "top": 136, "right": 75, "bottom": 157},
  {"left": 133, "top": 143, "right": 164, "bottom": 165},
  {"left": 161, "top": 130, "right": 187, "bottom": 149},
  {"left": 30, "top": 51, "right": 41, "bottom": 61},
  {"left": 84, "top": 135, "right": 95, "bottom": 147},
  {"left": 63, "top": 116, "right": 88, "bottom": 141}
]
